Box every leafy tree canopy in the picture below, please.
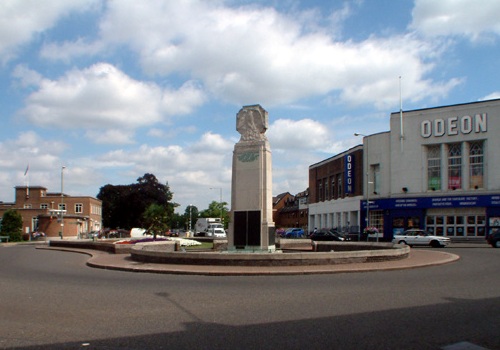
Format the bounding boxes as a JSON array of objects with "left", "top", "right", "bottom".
[
  {"left": 0, "top": 209, "right": 23, "bottom": 242},
  {"left": 199, "top": 201, "right": 230, "bottom": 229},
  {"left": 97, "top": 173, "right": 177, "bottom": 229},
  {"left": 143, "top": 203, "right": 169, "bottom": 239}
]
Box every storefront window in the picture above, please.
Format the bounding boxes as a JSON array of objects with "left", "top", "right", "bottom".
[
  {"left": 448, "top": 143, "right": 462, "bottom": 190},
  {"left": 467, "top": 226, "right": 476, "bottom": 236},
  {"left": 426, "top": 214, "right": 485, "bottom": 237},
  {"left": 407, "top": 217, "right": 420, "bottom": 229},
  {"left": 369, "top": 210, "right": 384, "bottom": 234},
  {"left": 427, "top": 145, "right": 441, "bottom": 190},
  {"left": 393, "top": 217, "right": 404, "bottom": 235}
]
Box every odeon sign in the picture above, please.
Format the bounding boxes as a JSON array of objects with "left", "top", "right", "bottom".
[{"left": 421, "top": 113, "right": 487, "bottom": 138}]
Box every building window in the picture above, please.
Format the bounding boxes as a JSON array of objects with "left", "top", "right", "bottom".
[
  {"left": 58, "top": 203, "right": 66, "bottom": 211},
  {"left": 324, "top": 178, "right": 329, "bottom": 201},
  {"left": 369, "top": 210, "right": 384, "bottom": 233},
  {"left": 426, "top": 214, "right": 486, "bottom": 237},
  {"left": 372, "top": 164, "right": 380, "bottom": 194},
  {"left": 23, "top": 204, "right": 32, "bottom": 209},
  {"left": 318, "top": 180, "right": 323, "bottom": 202},
  {"left": 337, "top": 174, "right": 342, "bottom": 197},
  {"left": 75, "top": 203, "right": 83, "bottom": 213},
  {"left": 40, "top": 203, "right": 48, "bottom": 209},
  {"left": 469, "top": 141, "right": 484, "bottom": 189},
  {"left": 331, "top": 177, "right": 335, "bottom": 199},
  {"left": 448, "top": 143, "right": 462, "bottom": 190},
  {"left": 427, "top": 145, "right": 441, "bottom": 191}
]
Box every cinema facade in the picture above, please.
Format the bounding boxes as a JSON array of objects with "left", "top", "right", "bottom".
[{"left": 309, "top": 98, "right": 500, "bottom": 241}]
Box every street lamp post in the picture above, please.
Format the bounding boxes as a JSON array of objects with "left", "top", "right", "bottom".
[
  {"left": 189, "top": 204, "right": 192, "bottom": 236},
  {"left": 60, "top": 166, "right": 66, "bottom": 239},
  {"left": 354, "top": 133, "right": 373, "bottom": 241}
]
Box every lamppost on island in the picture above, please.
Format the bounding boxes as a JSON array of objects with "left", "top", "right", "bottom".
[
  {"left": 354, "top": 133, "right": 375, "bottom": 241},
  {"left": 60, "top": 166, "right": 66, "bottom": 239},
  {"left": 188, "top": 204, "right": 192, "bottom": 236}
]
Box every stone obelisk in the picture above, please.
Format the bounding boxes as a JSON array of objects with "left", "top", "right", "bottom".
[{"left": 228, "top": 104, "right": 275, "bottom": 252}]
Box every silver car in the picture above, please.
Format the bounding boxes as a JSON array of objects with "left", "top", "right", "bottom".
[{"left": 392, "top": 229, "right": 450, "bottom": 248}]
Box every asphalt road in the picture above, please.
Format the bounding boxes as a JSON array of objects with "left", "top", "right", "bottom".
[{"left": 0, "top": 243, "right": 498, "bottom": 350}]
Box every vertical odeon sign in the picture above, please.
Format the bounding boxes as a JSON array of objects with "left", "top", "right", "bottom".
[{"left": 344, "top": 154, "right": 355, "bottom": 194}]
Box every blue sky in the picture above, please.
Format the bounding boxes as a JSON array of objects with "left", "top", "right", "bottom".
[{"left": 1, "top": 0, "right": 499, "bottom": 213}]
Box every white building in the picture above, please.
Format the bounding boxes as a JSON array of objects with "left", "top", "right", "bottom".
[{"left": 309, "top": 98, "right": 500, "bottom": 241}]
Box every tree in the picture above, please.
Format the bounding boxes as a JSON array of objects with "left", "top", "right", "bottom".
[
  {"left": 0, "top": 210, "right": 23, "bottom": 242},
  {"left": 142, "top": 203, "right": 169, "bottom": 240},
  {"left": 199, "top": 201, "right": 230, "bottom": 229},
  {"left": 97, "top": 173, "right": 176, "bottom": 229}
]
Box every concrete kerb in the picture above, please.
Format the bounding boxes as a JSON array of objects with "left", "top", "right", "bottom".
[
  {"left": 32, "top": 239, "right": 461, "bottom": 276},
  {"left": 129, "top": 241, "right": 411, "bottom": 266}
]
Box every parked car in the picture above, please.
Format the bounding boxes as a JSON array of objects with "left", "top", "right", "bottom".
[
  {"left": 284, "top": 228, "right": 305, "bottom": 238},
  {"left": 310, "top": 229, "right": 348, "bottom": 241},
  {"left": 486, "top": 230, "right": 500, "bottom": 248},
  {"left": 392, "top": 229, "right": 450, "bottom": 248}
]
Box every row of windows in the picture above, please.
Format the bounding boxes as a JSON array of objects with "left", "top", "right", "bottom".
[
  {"left": 317, "top": 174, "right": 343, "bottom": 202},
  {"left": 27, "top": 203, "right": 99, "bottom": 215},
  {"left": 426, "top": 215, "right": 486, "bottom": 237},
  {"left": 427, "top": 141, "right": 484, "bottom": 191}
]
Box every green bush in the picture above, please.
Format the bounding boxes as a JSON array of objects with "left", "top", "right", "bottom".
[{"left": 0, "top": 210, "right": 23, "bottom": 242}]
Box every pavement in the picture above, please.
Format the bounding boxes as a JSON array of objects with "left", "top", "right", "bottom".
[{"left": 36, "top": 245, "right": 461, "bottom": 276}]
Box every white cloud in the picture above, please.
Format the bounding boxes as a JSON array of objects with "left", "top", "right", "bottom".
[
  {"left": 15, "top": 63, "right": 206, "bottom": 133},
  {"left": 0, "top": 0, "right": 99, "bottom": 63},
  {"left": 0, "top": 131, "right": 68, "bottom": 200},
  {"left": 481, "top": 92, "right": 500, "bottom": 101},
  {"left": 268, "top": 118, "right": 331, "bottom": 151},
  {"left": 40, "top": 1, "right": 459, "bottom": 109},
  {"left": 85, "top": 129, "right": 135, "bottom": 145},
  {"left": 411, "top": 0, "right": 500, "bottom": 40}
]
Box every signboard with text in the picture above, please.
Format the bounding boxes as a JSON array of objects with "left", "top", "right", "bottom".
[
  {"left": 361, "top": 194, "right": 500, "bottom": 210},
  {"left": 344, "top": 154, "right": 355, "bottom": 195}
]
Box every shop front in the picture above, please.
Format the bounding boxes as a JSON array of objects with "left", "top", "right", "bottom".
[{"left": 360, "top": 194, "right": 500, "bottom": 241}]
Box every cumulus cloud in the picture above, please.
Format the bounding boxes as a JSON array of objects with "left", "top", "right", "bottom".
[
  {"left": 39, "top": 0, "right": 459, "bottom": 109},
  {"left": 15, "top": 63, "right": 206, "bottom": 133},
  {"left": 0, "top": 131, "right": 66, "bottom": 197},
  {"left": 0, "top": 0, "right": 99, "bottom": 63},
  {"left": 268, "top": 118, "right": 331, "bottom": 151},
  {"left": 411, "top": 0, "right": 500, "bottom": 40}
]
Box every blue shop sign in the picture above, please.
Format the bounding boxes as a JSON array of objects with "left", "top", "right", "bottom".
[{"left": 362, "top": 194, "right": 500, "bottom": 210}]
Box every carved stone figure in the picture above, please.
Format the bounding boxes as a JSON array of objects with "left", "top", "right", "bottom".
[{"left": 236, "top": 105, "right": 268, "bottom": 142}]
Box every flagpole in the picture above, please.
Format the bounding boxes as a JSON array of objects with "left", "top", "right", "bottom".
[
  {"left": 399, "top": 76, "right": 404, "bottom": 153},
  {"left": 24, "top": 163, "right": 30, "bottom": 198}
]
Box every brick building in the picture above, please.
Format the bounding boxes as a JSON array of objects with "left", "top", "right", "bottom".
[
  {"left": 0, "top": 186, "right": 102, "bottom": 239},
  {"left": 273, "top": 190, "right": 308, "bottom": 230},
  {"left": 308, "top": 145, "right": 364, "bottom": 234}
]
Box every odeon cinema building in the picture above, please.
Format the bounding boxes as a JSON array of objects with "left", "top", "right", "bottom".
[{"left": 309, "top": 98, "right": 500, "bottom": 241}]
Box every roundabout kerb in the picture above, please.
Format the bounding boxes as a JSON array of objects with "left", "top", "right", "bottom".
[{"left": 49, "top": 239, "right": 411, "bottom": 267}]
